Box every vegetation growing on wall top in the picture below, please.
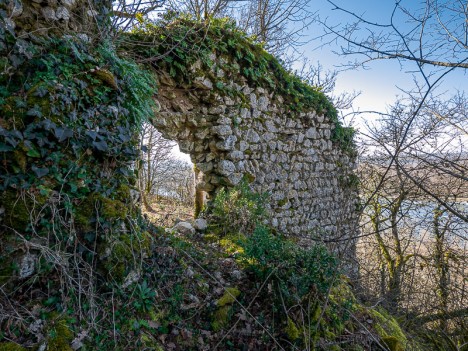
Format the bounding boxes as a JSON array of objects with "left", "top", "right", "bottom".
[{"left": 120, "top": 15, "right": 355, "bottom": 152}]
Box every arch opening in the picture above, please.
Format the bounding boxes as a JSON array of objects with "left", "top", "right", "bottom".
[
  {"left": 138, "top": 122, "right": 197, "bottom": 227},
  {"left": 150, "top": 68, "right": 359, "bottom": 257}
]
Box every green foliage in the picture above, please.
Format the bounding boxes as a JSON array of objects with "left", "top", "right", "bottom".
[
  {"left": 209, "top": 179, "right": 267, "bottom": 235},
  {"left": 133, "top": 281, "right": 157, "bottom": 312},
  {"left": 96, "top": 43, "right": 157, "bottom": 127},
  {"left": 241, "top": 226, "right": 337, "bottom": 298},
  {"left": 121, "top": 15, "right": 355, "bottom": 153},
  {"left": 0, "top": 26, "right": 157, "bottom": 279},
  {"left": 332, "top": 123, "right": 356, "bottom": 156}
]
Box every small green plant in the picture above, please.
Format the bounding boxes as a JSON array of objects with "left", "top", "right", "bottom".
[
  {"left": 241, "top": 226, "right": 337, "bottom": 297},
  {"left": 133, "top": 281, "right": 156, "bottom": 312}
]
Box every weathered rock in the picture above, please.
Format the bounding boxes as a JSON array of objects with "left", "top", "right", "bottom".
[
  {"left": 216, "top": 135, "right": 237, "bottom": 150},
  {"left": 19, "top": 254, "right": 37, "bottom": 278},
  {"left": 41, "top": 7, "right": 57, "bottom": 20},
  {"left": 194, "top": 77, "right": 213, "bottom": 89},
  {"left": 212, "top": 125, "right": 232, "bottom": 137},
  {"left": 56, "top": 6, "right": 70, "bottom": 20},
  {"left": 173, "top": 222, "right": 195, "bottom": 235},
  {"left": 193, "top": 218, "right": 208, "bottom": 231},
  {"left": 154, "top": 52, "right": 359, "bottom": 266},
  {"left": 218, "top": 160, "right": 235, "bottom": 176},
  {"left": 122, "top": 270, "right": 141, "bottom": 289}
]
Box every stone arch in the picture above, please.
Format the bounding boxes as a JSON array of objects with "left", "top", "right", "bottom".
[{"left": 151, "top": 63, "right": 359, "bottom": 249}]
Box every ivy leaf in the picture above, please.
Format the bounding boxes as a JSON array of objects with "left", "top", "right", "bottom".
[
  {"left": 34, "top": 85, "right": 49, "bottom": 98},
  {"left": 86, "top": 130, "right": 98, "bottom": 141},
  {"left": 92, "top": 140, "right": 108, "bottom": 152},
  {"left": 9, "top": 54, "right": 24, "bottom": 68},
  {"left": 43, "top": 119, "right": 57, "bottom": 131},
  {"left": 0, "top": 143, "right": 13, "bottom": 152},
  {"left": 27, "top": 147, "right": 41, "bottom": 158},
  {"left": 54, "top": 127, "right": 73, "bottom": 142},
  {"left": 5, "top": 137, "right": 19, "bottom": 147},
  {"left": 10, "top": 130, "right": 23, "bottom": 140},
  {"left": 69, "top": 182, "right": 78, "bottom": 193},
  {"left": 32, "top": 165, "right": 49, "bottom": 178},
  {"left": 27, "top": 106, "right": 42, "bottom": 117}
]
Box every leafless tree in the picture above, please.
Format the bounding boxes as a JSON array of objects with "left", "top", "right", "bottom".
[
  {"left": 138, "top": 123, "right": 195, "bottom": 212},
  {"left": 318, "top": 1, "right": 468, "bottom": 219},
  {"left": 321, "top": 0, "right": 468, "bottom": 71},
  {"left": 234, "top": 0, "right": 315, "bottom": 56},
  {"left": 166, "top": 0, "right": 231, "bottom": 20},
  {"left": 357, "top": 93, "right": 468, "bottom": 343},
  {"left": 138, "top": 122, "right": 176, "bottom": 210},
  {"left": 164, "top": 0, "right": 315, "bottom": 57}
]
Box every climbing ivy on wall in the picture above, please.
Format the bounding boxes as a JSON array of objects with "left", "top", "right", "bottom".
[
  {"left": 0, "top": 21, "right": 157, "bottom": 282},
  {"left": 121, "top": 15, "right": 355, "bottom": 153}
]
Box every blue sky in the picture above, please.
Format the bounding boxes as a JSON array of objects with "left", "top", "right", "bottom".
[
  {"left": 173, "top": 0, "right": 468, "bottom": 160},
  {"left": 304, "top": 0, "right": 468, "bottom": 121}
]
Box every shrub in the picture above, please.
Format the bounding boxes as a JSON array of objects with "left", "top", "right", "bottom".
[
  {"left": 209, "top": 180, "right": 268, "bottom": 235},
  {"left": 241, "top": 225, "right": 337, "bottom": 300}
]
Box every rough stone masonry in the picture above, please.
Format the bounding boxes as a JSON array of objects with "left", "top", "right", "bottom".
[
  {"left": 152, "top": 55, "right": 359, "bottom": 256},
  {"left": 3, "top": 0, "right": 359, "bottom": 264}
]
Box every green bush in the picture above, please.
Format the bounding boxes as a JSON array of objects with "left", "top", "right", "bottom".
[
  {"left": 238, "top": 226, "right": 359, "bottom": 349},
  {"left": 209, "top": 180, "right": 268, "bottom": 235},
  {"left": 241, "top": 225, "right": 337, "bottom": 300}
]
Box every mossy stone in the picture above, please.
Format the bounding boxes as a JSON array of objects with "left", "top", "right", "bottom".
[
  {"left": 100, "top": 196, "right": 128, "bottom": 219},
  {"left": 365, "top": 307, "right": 408, "bottom": 350},
  {"left": 1, "top": 190, "right": 47, "bottom": 231},
  {"left": 46, "top": 318, "right": 73, "bottom": 351}
]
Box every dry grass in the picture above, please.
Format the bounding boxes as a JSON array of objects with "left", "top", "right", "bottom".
[{"left": 141, "top": 195, "right": 194, "bottom": 227}]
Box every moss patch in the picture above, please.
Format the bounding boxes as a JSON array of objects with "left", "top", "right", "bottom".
[
  {"left": 0, "top": 343, "right": 27, "bottom": 351},
  {"left": 46, "top": 318, "right": 74, "bottom": 351},
  {"left": 217, "top": 287, "right": 241, "bottom": 307},
  {"left": 365, "top": 307, "right": 407, "bottom": 351},
  {"left": 212, "top": 305, "right": 231, "bottom": 331},
  {"left": 285, "top": 318, "right": 300, "bottom": 340}
]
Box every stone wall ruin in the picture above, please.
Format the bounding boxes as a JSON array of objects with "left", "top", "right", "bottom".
[
  {"left": 152, "top": 57, "right": 359, "bottom": 250},
  {"left": 3, "top": 0, "right": 359, "bottom": 252}
]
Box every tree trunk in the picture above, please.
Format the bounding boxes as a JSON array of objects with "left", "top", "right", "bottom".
[{"left": 433, "top": 206, "right": 450, "bottom": 331}]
